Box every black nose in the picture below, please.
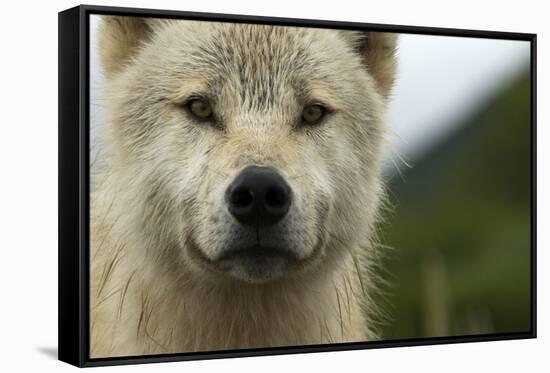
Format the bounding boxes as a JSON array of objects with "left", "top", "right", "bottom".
[{"left": 226, "top": 166, "right": 292, "bottom": 227}]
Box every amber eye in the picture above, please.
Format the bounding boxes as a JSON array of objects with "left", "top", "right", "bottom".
[
  {"left": 187, "top": 98, "right": 213, "bottom": 120},
  {"left": 302, "top": 104, "right": 327, "bottom": 125}
]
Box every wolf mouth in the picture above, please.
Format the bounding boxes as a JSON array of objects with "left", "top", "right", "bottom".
[
  {"left": 216, "top": 246, "right": 299, "bottom": 263},
  {"left": 186, "top": 237, "right": 296, "bottom": 274},
  {"left": 185, "top": 231, "right": 327, "bottom": 283}
]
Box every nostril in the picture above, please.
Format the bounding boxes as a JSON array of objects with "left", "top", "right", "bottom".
[
  {"left": 231, "top": 187, "right": 254, "bottom": 207},
  {"left": 265, "top": 186, "right": 287, "bottom": 209}
]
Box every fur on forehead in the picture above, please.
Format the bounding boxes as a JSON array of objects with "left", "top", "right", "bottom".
[
  {"left": 150, "top": 21, "right": 357, "bottom": 69},
  {"left": 99, "top": 16, "right": 397, "bottom": 99}
]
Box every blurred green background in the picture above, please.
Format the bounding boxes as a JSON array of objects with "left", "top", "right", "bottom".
[{"left": 376, "top": 69, "right": 532, "bottom": 340}]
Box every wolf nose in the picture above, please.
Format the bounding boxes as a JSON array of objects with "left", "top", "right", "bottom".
[{"left": 226, "top": 166, "right": 292, "bottom": 227}]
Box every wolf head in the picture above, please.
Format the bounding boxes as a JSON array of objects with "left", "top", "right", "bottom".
[{"left": 98, "top": 17, "right": 397, "bottom": 284}]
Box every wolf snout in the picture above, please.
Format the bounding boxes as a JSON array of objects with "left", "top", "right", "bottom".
[{"left": 226, "top": 166, "right": 292, "bottom": 227}]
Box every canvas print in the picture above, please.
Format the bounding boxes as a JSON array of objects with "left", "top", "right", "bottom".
[{"left": 88, "top": 14, "right": 531, "bottom": 358}]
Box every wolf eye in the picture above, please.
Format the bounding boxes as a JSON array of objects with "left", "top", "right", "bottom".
[
  {"left": 187, "top": 98, "right": 213, "bottom": 120},
  {"left": 301, "top": 104, "right": 327, "bottom": 125}
]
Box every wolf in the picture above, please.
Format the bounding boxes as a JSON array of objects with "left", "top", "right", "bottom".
[{"left": 90, "top": 16, "right": 397, "bottom": 357}]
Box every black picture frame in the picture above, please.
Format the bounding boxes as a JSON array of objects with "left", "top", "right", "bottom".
[{"left": 58, "top": 4, "right": 537, "bottom": 368}]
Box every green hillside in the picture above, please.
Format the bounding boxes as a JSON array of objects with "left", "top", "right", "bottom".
[{"left": 377, "top": 70, "right": 532, "bottom": 340}]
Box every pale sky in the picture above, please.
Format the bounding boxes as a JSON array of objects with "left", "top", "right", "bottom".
[
  {"left": 384, "top": 33, "right": 529, "bottom": 172},
  {"left": 90, "top": 16, "right": 531, "bottom": 173}
]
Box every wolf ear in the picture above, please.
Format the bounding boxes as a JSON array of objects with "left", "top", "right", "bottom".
[
  {"left": 346, "top": 32, "right": 398, "bottom": 99},
  {"left": 98, "top": 16, "right": 168, "bottom": 77}
]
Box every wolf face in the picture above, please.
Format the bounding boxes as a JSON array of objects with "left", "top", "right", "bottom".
[{"left": 99, "top": 18, "right": 396, "bottom": 284}]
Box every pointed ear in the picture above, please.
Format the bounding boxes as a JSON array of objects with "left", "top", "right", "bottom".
[
  {"left": 98, "top": 16, "right": 158, "bottom": 78},
  {"left": 345, "top": 32, "right": 398, "bottom": 99}
]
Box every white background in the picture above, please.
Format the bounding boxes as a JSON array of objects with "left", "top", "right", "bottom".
[{"left": 0, "top": 0, "right": 547, "bottom": 371}]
